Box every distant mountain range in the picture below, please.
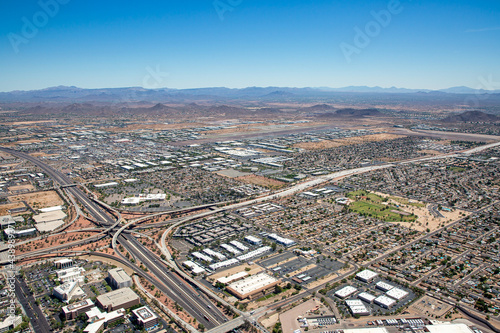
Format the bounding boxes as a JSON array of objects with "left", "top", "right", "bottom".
[
  {"left": 0, "top": 85, "right": 499, "bottom": 103},
  {"left": 441, "top": 111, "right": 500, "bottom": 123}
]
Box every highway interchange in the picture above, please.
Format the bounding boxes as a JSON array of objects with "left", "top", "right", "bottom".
[{"left": 3, "top": 140, "right": 500, "bottom": 333}]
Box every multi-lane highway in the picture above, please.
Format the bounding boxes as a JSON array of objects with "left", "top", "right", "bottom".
[
  {"left": 119, "top": 234, "right": 227, "bottom": 329},
  {"left": 0, "top": 147, "right": 229, "bottom": 330}
]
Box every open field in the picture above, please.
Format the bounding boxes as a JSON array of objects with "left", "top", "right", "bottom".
[
  {"left": 346, "top": 190, "right": 418, "bottom": 223},
  {"left": 9, "top": 190, "right": 64, "bottom": 209},
  {"left": 293, "top": 133, "right": 405, "bottom": 150},
  {"left": 236, "top": 175, "right": 286, "bottom": 189}
]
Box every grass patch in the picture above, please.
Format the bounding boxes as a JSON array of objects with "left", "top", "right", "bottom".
[
  {"left": 347, "top": 191, "right": 417, "bottom": 223},
  {"left": 448, "top": 166, "right": 465, "bottom": 173}
]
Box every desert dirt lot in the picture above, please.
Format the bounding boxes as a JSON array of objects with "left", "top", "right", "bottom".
[
  {"left": 0, "top": 202, "right": 26, "bottom": 216},
  {"left": 8, "top": 184, "right": 35, "bottom": 193},
  {"left": 236, "top": 175, "right": 286, "bottom": 189},
  {"left": 9, "top": 190, "right": 64, "bottom": 209},
  {"left": 293, "top": 133, "right": 405, "bottom": 150}
]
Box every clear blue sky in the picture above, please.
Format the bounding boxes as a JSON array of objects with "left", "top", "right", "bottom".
[{"left": 1, "top": 0, "right": 499, "bottom": 91}]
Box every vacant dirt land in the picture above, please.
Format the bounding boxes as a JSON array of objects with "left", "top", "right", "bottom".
[
  {"left": 236, "top": 175, "right": 286, "bottom": 189},
  {"left": 9, "top": 190, "right": 64, "bottom": 209},
  {"left": 0, "top": 202, "right": 26, "bottom": 215},
  {"left": 293, "top": 133, "right": 405, "bottom": 150},
  {"left": 8, "top": 184, "right": 35, "bottom": 193}
]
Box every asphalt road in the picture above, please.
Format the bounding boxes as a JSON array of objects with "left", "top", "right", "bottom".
[
  {"left": 16, "top": 277, "right": 52, "bottom": 333},
  {"left": 119, "top": 234, "right": 227, "bottom": 329}
]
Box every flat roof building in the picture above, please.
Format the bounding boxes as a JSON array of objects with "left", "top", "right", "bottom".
[
  {"left": 374, "top": 295, "right": 397, "bottom": 309},
  {"left": 54, "top": 258, "right": 73, "bottom": 269},
  {"left": 226, "top": 273, "right": 279, "bottom": 300},
  {"left": 358, "top": 292, "right": 377, "bottom": 304},
  {"left": 335, "top": 286, "right": 357, "bottom": 299},
  {"left": 356, "top": 269, "right": 379, "bottom": 283},
  {"left": 425, "top": 323, "right": 474, "bottom": 333},
  {"left": 346, "top": 299, "right": 370, "bottom": 316},
  {"left": 96, "top": 287, "right": 140, "bottom": 311},
  {"left": 62, "top": 299, "right": 95, "bottom": 320},
  {"left": 217, "top": 271, "right": 248, "bottom": 285},
  {"left": 132, "top": 306, "right": 159, "bottom": 331},
  {"left": 53, "top": 281, "right": 85, "bottom": 301},
  {"left": 343, "top": 328, "right": 389, "bottom": 333},
  {"left": 386, "top": 288, "right": 409, "bottom": 301},
  {"left": 108, "top": 268, "right": 132, "bottom": 289},
  {"left": 244, "top": 235, "right": 262, "bottom": 245},
  {"left": 375, "top": 281, "right": 394, "bottom": 292},
  {"left": 56, "top": 266, "right": 85, "bottom": 283},
  {"left": 0, "top": 316, "right": 22, "bottom": 333}
]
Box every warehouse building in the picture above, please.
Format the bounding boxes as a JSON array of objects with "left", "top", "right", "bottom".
[
  {"left": 132, "top": 306, "right": 159, "bottom": 331},
  {"left": 226, "top": 273, "right": 279, "bottom": 300},
  {"left": 358, "top": 292, "right": 377, "bottom": 304},
  {"left": 108, "top": 268, "right": 132, "bottom": 289},
  {"left": 355, "top": 269, "right": 378, "bottom": 283},
  {"left": 62, "top": 299, "right": 95, "bottom": 320},
  {"left": 386, "top": 287, "right": 409, "bottom": 301},
  {"left": 96, "top": 287, "right": 140, "bottom": 311},
  {"left": 374, "top": 295, "right": 397, "bottom": 309},
  {"left": 345, "top": 299, "right": 370, "bottom": 316},
  {"left": 335, "top": 286, "right": 357, "bottom": 299},
  {"left": 375, "top": 281, "right": 394, "bottom": 292}
]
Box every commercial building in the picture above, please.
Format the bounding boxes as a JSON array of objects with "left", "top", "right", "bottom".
[
  {"left": 96, "top": 287, "right": 140, "bottom": 311},
  {"left": 132, "top": 306, "right": 159, "bottom": 330},
  {"left": 0, "top": 316, "right": 22, "bottom": 333},
  {"left": 335, "top": 286, "right": 357, "bottom": 299},
  {"left": 375, "top": 281, "right": 394, "bottom": 292},
  {"left": 0, "top": 215, "right": 15, "bottom": 229},
  {"left": 53, "top": 281, "right": 85, "bottom": 301},
  {"left": 236, "top": 246, "right": 271, "bottom": 261},
  {"left": 356, "top": 269, "right": 379, "bottom": 283},
  {"left": 62, "top": 299, "right": 95, "bottom": 320},
  {"left": 226, "top": 273, "right": 279, "bottom": 300},
  {"left": 386, "top": 287, "right": 409, "bottom": 301},
  {"left": 84, "top": 307, "right": 126, "bottom": 333},
  {"left": 425, "top": 323, "right": 474, "bottom": 333},
  {"left": 108, "top": 268, "right": 132, "bottom": 289},
  {"left": 267, "top": 233, "right": 295, "bottom": 247},
  {"left": 216, "top": 271, "right": 248, "bottom": 285},
  {"left": 230, "top": 240, "right": 248, "bottom": 251},
  {"left": 343, "top": 328, "right": 389, "bottom": 333},
  {"left": 244, "top": 235, "right": 262, "bottom": 245},
  {"left": 56, "top": 266, "right": 85, "bottom": 283},
  {"left": 183, "top": 261, "right": 206, "bottom": 275},
  {"left": 374, "top": 295, "right": 397, "bottom": 309},
  {"left": 358, "top": 292, "right": 377, "bottom": 304},
  {"left": 346, "top": 299, "right": 370, "bottom": 316},
  {"left": 54, "top": 258, "right": 73, "bottom": 269}
]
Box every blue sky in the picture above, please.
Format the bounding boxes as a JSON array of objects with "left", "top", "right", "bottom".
[{"left": 1, "top": 0, "right": 499, "bottom": 91}]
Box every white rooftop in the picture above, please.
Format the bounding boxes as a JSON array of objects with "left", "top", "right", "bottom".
[
  {"left": 374, "top": 295, "right": 397, "bottom": 308},
  {"left": 356, "top": 269, "right": 379, "bottom": 281},
  {"left": 228, "top": 273, "right": 277, "bottom": 296},
  {"left": 425, "top": 323, "right": 473, "bottom": 333},
  {"left": 376, "top": 281, "right": 394, "bottom": 291},
  {"left": 335, "top": 286, "right": 357, "bottom": 298},
  {"left": 386, "top": 287, "right": 409, "bottom": 300}
]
